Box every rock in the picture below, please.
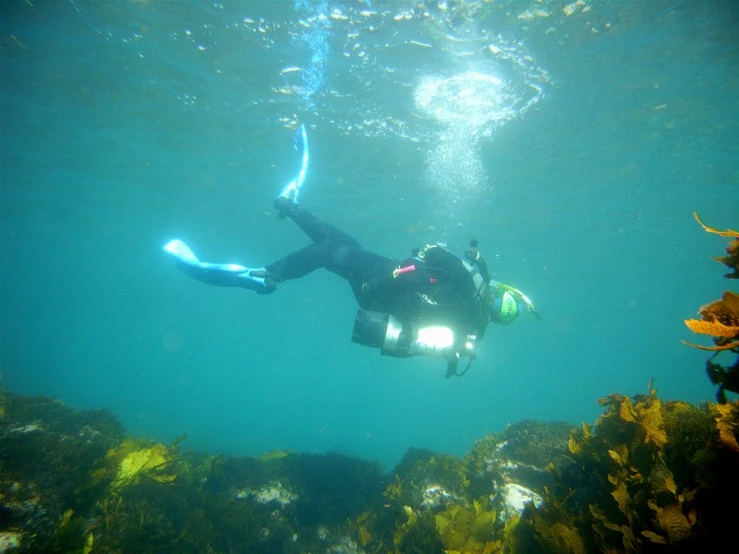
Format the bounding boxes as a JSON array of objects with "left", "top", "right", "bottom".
[{"left": 498, "top": 483, "right": 543, "bottom": 522}]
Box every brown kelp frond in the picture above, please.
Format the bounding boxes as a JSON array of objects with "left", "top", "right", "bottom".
[{"left": 685, "top": 214, "right": 739, "bottom": 401}]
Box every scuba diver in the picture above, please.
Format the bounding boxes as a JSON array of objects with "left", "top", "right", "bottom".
[{"left": 163, "top": 125, "right": 540, "bottom": 377}]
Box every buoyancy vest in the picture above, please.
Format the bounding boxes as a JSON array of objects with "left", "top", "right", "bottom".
[{"left": 362, "top": 244, "right": 491, "bottom": 337}]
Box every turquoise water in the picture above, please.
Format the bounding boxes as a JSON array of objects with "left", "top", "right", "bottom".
[{"left": 1, "top": 0, "right": 737, "bottom": 470}]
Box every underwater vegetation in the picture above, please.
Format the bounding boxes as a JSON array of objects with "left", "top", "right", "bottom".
[
  {"left": 682, "top": 213, "right": 739, "bottom": 402},
  {"left": 3, "top": 389, "right": 736, "bottom": 554},
  {"left": 1, "top": 215, "right": 737, "bottom": 553},
  {"left": 0, "top": 393, "right": 568, "bottom": 554},
  {"left": 515, "top": 392, "right": 739, "bottom": 553}
]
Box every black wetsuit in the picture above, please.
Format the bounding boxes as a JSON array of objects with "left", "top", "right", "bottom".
[{"left": 265, "top": 205, "right": 491, "bottom": 345}]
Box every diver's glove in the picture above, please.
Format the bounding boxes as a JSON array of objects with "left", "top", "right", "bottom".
[
  {"left": 276, "top": 124, "right": 309, "bottom": 217},
  {"left": 163, "top": 239, "right": 274, "bottom": 293}
]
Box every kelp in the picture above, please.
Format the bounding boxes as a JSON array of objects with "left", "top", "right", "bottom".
[
  {"left": 683, "top": 291, "right": 739, "bottom": 351},
  {"left": 683, "top": 213, "right": 739, "bottom": 402},
  {"left": 93, "top": 439, "right": 178, "bottom": 493},
  {"left": 691, "top": 212, "right": 739, "bottom": 278},
  {"left": 434, "top": 500, "right": 499, "bottom": 553},
  {"left": 515, "top": 389, "right": 739, "bottom": 553}
]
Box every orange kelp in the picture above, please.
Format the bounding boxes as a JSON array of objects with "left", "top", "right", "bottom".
[{"left": 683, "top": 213, "right": 739, "bottom": 402}]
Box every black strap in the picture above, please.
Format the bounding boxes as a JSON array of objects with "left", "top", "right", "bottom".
[
  {"left": 445, "top": 354, "right": 474, "bottom": 378},
  {"left": 445, "top": 355, "right": 458, "bottom": 378},
  {"left": 456, "top": 358, "right": 473, "bottom": 377}
]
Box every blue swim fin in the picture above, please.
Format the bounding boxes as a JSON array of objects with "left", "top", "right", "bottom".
[
  {"left": 163, "top": 239, "right": 270, "bottom": 292},
  {"left": 278, "top": 124, "right": 310, "bottom": 204}
]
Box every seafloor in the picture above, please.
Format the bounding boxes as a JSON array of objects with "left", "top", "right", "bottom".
[{"left": 1, "top": 386, "right": 738, "bottom": 554}]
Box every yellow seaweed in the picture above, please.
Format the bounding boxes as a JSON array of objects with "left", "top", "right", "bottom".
[
  {"left": 532, "top": 518, "right": 587, "bottom": 554},
  {"left": 434, "top": 501, "right": 498, "bottom": 554},
  {"left": 693, "top": 212, "right": 739, "bottom": 238},
  {"left": 635, "top": 398, "right": 667, "bottom": 448},
  {"left": 618, "top": 398, "right": 637, "bottom": 423},
  {"left": 610, "top": 480, "right": 630, "bottom": 517},
  {"left": 91, "top": 438, "right": 177, "bottom": 494},
  {"left": 81, "top": 533, "right": 94, "bottom": 554},
  {"left": 684, "top": 315, "right": 739, "bottom": 338},
  {"left": 111, "top": 443, "right": 174, "bottom": 491},
  {"left": 652, "top": 502, "right": 693, "bottom": 543},
  {"left": 714, "top": 402, "right": 739, "bottom": 452}
]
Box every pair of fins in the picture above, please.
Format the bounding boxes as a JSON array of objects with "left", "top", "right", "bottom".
[{"left": 162, "top": 125, "right": 309, "bottom": 291}]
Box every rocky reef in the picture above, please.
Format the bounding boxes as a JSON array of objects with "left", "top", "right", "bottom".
[
  {"left": 1, "top": 385, "right": 737, "bottom": 553},
  {"left": 0, "top": 386, "right": 565, "bottom": 553}
]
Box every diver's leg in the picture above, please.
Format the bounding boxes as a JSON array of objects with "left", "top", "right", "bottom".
[
  {"left": 326, "top": 244, "right": 395, "bottom": 290},
  {"left": 264, "top": 243, "right": 331, "bottom": 282},
  {"left": 264, "top": 201, "right": 395, "bottom": 294},
  {"left": 263, "top": 240, "right": 393, "bottom": 289},
  {"left": 275, "top": 197, "right": 361, "bottom": 248}
]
